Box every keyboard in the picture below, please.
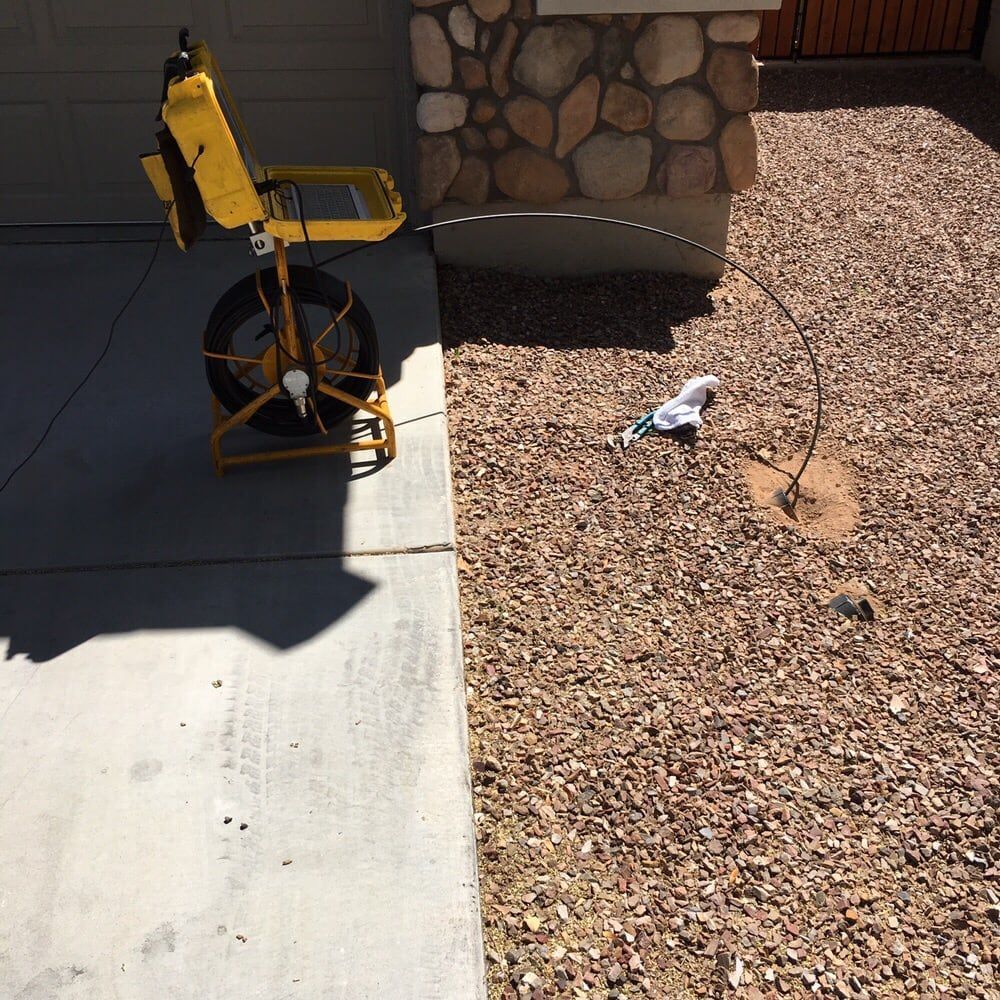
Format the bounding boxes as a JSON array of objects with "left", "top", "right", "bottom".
[{"left": 275, "top": 183, "right": 371, "bottom": 222}]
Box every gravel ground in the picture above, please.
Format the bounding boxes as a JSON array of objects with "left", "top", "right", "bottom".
[{"left": 440, "top": 66, "right": 999, "bottom": 999}]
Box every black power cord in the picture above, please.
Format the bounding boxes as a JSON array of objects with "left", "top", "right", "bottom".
[
  {"left": 282, "top": 180, "right": 325, "bottom": 426},
  {"left": 265, "top": 178, "right": 352, "bottom": 431},
  {"left": 0, "top": 204, "right": 173, "bottom": 497}
]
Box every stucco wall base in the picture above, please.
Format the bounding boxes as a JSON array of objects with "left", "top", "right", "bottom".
[{"left": 431, "top": 195, "right": 731, "bottom": 279}]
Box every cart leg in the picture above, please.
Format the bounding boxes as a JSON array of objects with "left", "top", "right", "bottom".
[
  {"left": 377, "top": 371, "right": 397, "bottom": 460},
  {"left": 210, "top": 384, "right": 282, "bottom": 476}
]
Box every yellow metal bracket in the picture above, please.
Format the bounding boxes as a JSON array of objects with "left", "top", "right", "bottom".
[{"left": 208, "top": 371, "right": 396, "bottom": 476}]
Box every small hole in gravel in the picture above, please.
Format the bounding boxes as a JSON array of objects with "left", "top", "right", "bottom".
[{"left": 745, "top": 451, "right": 859, "bottom": 539}]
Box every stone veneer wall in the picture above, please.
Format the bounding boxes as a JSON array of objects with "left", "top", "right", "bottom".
[{"left": 411, "top": 1, "right": 761, "bottom": 211}]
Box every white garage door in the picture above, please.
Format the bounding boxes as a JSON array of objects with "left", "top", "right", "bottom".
[{"left": 0, "top": 1, "right": 412, "bottom": 223}]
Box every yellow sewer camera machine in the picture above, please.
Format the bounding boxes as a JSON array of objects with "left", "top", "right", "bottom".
[{"left": 140, "top": 31, "right": 405, "bottom": 475}]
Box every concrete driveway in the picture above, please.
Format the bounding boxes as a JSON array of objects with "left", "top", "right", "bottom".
[{"left": 0, "top": 232, "right": 485, "bottom": 999}]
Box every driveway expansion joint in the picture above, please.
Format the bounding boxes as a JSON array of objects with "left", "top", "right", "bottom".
[{"left": 0, "top": 542, "right": 456, "bottom": 578}]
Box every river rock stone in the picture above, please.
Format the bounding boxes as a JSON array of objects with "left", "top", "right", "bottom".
[
  {"left": 505, "top": 96, "right": 553, "bottom": 148},
  {"left": 495, "top": 148, "right": 569, "bottom": 202},
  {"left": 573, "top": 133, "right": 652, "bottom": 200},
  {"left": 410, "top": 14, "right": 452, "bottom": 89},
  {"left": 601, "top": 82, "right": 652, "bottom": 132},
  {"left": 472, "top": 97, "right": 497, "bottom": 123},
  {"left": 655, "top": 85, "right": 716, "bottom": 140},
  {"left": 487, "top": 126, "right": 509, "bottom": 149},
  {"left": 658, "top": 144, "right": 716, "bottom": 197},
  {"left": 707, "top": 13, "right": 761, "bottom": 43},
  {"left": 707, "top": 48, "right": 759, "bottom": 112},
  {"left": 514, "top": 21, "right": 595, "bottom": 98},
  {"left": 448, "top": 156, "right": 491, "bottom": 204},
  {"left": 599, "top": 26, "right": 627, "bottom": 77},
  {"left": 719, "top": 114, "right": 757, "bottom": 190},
  {"left": 417, "top": 135, "right": 460, "bottom": 209},
  {"left": 470, "top": 0, "right": 510, "bottom": 22},
  {"left": 449, "top": 5, "right": 477, "bottom": 50},
  {"left": 634, "top": 16, "right": 703, "bottom": 86},
  {"left": 490, "top": 22, "right": 518, "bottom": 98},
  {"left": 416, "top": 92, "right": 469, "bottom": 133},
  {"left": 458, "top": 56, "right": 488, "bottom": 90},
  {"left": 460, "top": 126, "right": 487, "bottom": 151},
  {"left": 555, "top": 74, "right": 600, "bottom": 158}
]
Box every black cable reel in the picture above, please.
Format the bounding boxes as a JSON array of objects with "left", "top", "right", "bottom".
[{"left": 203, "top": 264, "right": 379, "bottom": 438}]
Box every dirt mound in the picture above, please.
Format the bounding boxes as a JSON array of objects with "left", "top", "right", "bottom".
[{"left": 745, "top": 450, "right": 859, "bottom": 539}]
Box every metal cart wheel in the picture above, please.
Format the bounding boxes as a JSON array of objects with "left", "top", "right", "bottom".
[{"left": 204, "top": 264, "right": 380, "bottom": 438}]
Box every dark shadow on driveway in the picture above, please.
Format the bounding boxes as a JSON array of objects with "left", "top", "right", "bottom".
[
  {"left": 0, "top": 235, "right": 440, "bottom": 661},
  {"left": 0, "top": 558, "right": 376, "bottom": 664}
]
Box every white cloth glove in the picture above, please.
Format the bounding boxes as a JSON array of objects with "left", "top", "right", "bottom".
[{"left": 652, "top": 375, "right": 720, "bottom": 432}]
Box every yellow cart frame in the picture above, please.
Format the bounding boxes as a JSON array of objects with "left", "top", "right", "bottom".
[{"left": 141, "top": 39, "right": 405, "bottom": 475}]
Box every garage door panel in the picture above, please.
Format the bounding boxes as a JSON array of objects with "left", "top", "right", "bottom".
[
  {"left": 0, "top": 0, "right": 409, "bottom": 223},
  {"left": 227, "top": 0, "right": 386, "bottom": 38},
  {"left": 69, "top": 100, "right": 161, "bottom": 192},
  {"left": 0, "top": 3, "right": 392, "bottom": 72},
  {"left": 49, "top": 0, "right": 197, "bottom": 38},
  {"left": 0, "top": 3, "right": 208, "bottom": 73},
  {"left": 0, "top": 103, "right": 58, "bottom": 190},
  {"left": 213, "top": 0, "right": 396, "bottom": 69},
  {"left": 243, "top": 97, "right": 389, "bottom": 171},
  {"left": 0, "top": 0, "right": 31, "bottom": 30}
]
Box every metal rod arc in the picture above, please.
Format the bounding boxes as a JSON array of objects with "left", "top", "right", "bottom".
[{"left": 407, "top": 212, "right": 822, "bottom": 498}]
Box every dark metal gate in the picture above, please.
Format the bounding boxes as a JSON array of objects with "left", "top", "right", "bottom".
[{"left": 756, "top": 0, "right": 989, "bottom": 57}]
